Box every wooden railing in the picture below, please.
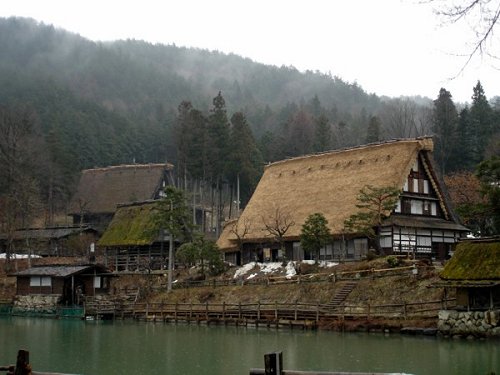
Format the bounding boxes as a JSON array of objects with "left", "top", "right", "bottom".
[
  {"left": 147, "top": 264, "right": 428, "bottom": 290},
  {"left": 87, "top": 298, "right": 455, "bottom": 324}
]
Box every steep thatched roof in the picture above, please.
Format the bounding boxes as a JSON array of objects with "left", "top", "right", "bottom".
[
  {"left": 98, "top": 201, "right": 160, "bottom": 247},
  {"left": 441, "top": 240, "right": 500, "bottom": 280},
  {"left": 218, "top": 138, "right": 458, "bottom": 250},
  {"left": 68, "top": 163, "right": 173, "bottom": 215}
]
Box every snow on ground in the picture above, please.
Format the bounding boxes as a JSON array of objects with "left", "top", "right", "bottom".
[
  {"left": 0, "top": 253, "right": 41, "bottom": 259},
  {"left": 233, "top": 260, "right": 338, "bottom": 280}
]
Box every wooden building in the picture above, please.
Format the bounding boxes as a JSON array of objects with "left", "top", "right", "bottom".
[
  {"left": 0, "top": 226, "right": 97, "bottom": 257},
  {"left": 98, "top": 201, "right": 172, "bottom": 272},
  {"left": 440, "top": 239, "right": 500, "bottom": 311},
  {"left": 217, "top": 138, "right": 469, "bottom": 265},
  {"left": 67, "top": 163, "right": 174, "bottom": 232},
  {"left": 14, "top": 264, "right": 112, "bottom": 305}
]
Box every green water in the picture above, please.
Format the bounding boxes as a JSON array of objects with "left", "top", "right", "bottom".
[{"left": 0, "top": 317, "right": 498, "bottom": 375}]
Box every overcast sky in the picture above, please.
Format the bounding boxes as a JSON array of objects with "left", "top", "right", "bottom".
[{"left": 2, "top": 0, "right": 499, "bottom": 103}]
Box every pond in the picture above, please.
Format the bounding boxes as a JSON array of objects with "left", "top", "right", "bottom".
[{"left": 0, "top": 317, "right": 498, "bottom": 375}]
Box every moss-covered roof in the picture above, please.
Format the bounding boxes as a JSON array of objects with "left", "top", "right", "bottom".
[
  {"left": 98, "top": 202, "right": 160, "bottom": 247},
  {"left": 441, "top": 240, "right": 500, "bottom": 280}
]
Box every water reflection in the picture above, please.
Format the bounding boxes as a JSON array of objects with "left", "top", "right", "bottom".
[{"left": 0, "top": 317, "right": 498, "bottom": 375}]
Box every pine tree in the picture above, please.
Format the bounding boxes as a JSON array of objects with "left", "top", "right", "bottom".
[
  {"left": 313, "top": 114, "right": 332, "bottom": 152},
  {"left": 432, "top": 88, "right": 458, "bottom": 176},
  {"left": 227, "top": 112, "right": 263, "bottom": 206},
  {"left": 207, "top": 91, "right": 230, "bottom": 180},
  {"left": 300, "top": 213, "right": 331, "bottom": 261},
  {"left": 469, "top": 81, "right": 494, "bottom": 165},
  {"left": 366, "top": 116, "right": 381, "bottom": 143}
]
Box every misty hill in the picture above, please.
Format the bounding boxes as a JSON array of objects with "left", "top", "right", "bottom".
[{"left": 0, "top": 17, "right": 382, "bottom": 136}]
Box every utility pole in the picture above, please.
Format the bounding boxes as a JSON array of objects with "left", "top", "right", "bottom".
[{"left": 167, "top": 200, "right": 174, "bottom": 292}]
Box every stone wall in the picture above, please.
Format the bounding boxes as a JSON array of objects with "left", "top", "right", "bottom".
[
  {"left": 438, "top": 309, "right": 500, "bottom": 338},
  {"left": 12, "top": 294, "right": 61, "bottom": 315}
]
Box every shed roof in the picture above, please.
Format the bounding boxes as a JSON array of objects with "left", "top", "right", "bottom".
[
  {"left": 0, "top": 226, "right": 96, "bottom": 241},
  {"left": 14, "top": 264, "right": 109, "bottom": 277},
  {"left": 440, "top": 240, "right": 500, "bottom": 280},
  {"left": 98, "top": 201, "right": 160, "bottom": 247},
  {"left": 218, "top": 138, "right": 460, "bottom": 250},
  {"left": 68, "top": 163, "right": 172, "bottom": 215}
]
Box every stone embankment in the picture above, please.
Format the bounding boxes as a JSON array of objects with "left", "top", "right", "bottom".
[
  {"left": 438, "top": 309, "right": 500, "bottom": 338},
  {"left": 12, "top": 295, "right": 60, "bottom": 315}
]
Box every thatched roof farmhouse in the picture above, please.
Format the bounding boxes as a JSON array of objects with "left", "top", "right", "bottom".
[
  {"left": 439, "top": 238, "right": 500, "bottom": 310},
  {"left": 68, "top": 163, "right": 174, "bottom": 232},
  {"left": 218, "top": 138, "right": 468, "bottom": 265}
]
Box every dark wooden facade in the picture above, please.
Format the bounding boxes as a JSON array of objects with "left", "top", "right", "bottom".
[
  {"left": 0, "top": 226, "right": 98, "bottom": 257},
  {"left": 14, "top": 264, "right": 112, "bottom": 305}
]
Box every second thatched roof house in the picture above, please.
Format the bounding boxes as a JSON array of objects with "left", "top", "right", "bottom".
[
  {"left": 217, "top": 138, "right": 468, "bottom": 265},
  {"left": 68, "top": 163, "right": 174, "bottom": 232},
  {"left": 97, "top": 201, "right": 170, "bottom": 272}
]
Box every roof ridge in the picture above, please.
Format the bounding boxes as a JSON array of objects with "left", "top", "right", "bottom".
[
  {"left": 82, "top": 163, "right": 173, "bottom": 173},
  {"left": 265, "top": 137, "right": 433, "bottom": 169}
]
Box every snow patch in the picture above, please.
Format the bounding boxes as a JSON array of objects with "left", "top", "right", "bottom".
[
  {"left": 0, "top": 253, "right": 41, "bottom": 259},
  {"left": 285, "top": 262, "right": 297, "bottom": 279},
  {"left": 233, "top": 262, "right": 257, "bottom": 279}
]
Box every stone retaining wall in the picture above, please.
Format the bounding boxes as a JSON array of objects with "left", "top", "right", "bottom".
[
  {"left": 438, "top": 309, "right": 500, "bottom": 338},
  {"left": 12, "top": 294, "right": 61, "bottom": 315}
]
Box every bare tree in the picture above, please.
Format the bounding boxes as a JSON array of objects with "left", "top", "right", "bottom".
[
  {"left": 432, "top": 0, "right": 500, "bottom": 72},
  {"left": 229, "top": 217, "right": 252, "bottom": 253},
  {"left": 0, "top": 105, "right": 43, "bottom": 266},
  {"left": 379, "top": 98, "right": 418, "bottom": 138},
  {"left": 262, "top": 206, "right": 295, "bottom": 253}
]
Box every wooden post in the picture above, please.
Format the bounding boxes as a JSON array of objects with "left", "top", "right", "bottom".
[
  {"left": 316, "top": 303, "right": 319, "bottom": 323},
  {"left": 15, "top": 349, "right": 31, "bottom": 375},
  {"left": 222, "top": 301, "right": 226, "bottom": 321},
  {"left": 174, "top": 302, "right": 178, "bottom": 323},
  {"left": 264, "top": 352, "right": 283, "bottom": 375},
  {"left": 257, "top": 301, "right": 261, "bottom": 320},
  {"left": 238, "top": 302, "right": 242, "bottom": 320},
  {"left": 205, "top": 302, "right": 209, "bottom": 321},
  {"left": 294, "top": 302, "right": 298, "bottom": 321},
  {"left": 275, "top": 301, "right": 278, "bottom": 321}
]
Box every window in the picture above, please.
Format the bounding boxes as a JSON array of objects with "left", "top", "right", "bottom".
[
  {"left": 30, "top": 276, "right": 52, "bottom": 287},
  {"left": 395, "top": 200, "right": 401, "bottom": 213},
  {"left": 411, "top": 200, "right": 423, "bottom": 215},
  {"left": 423, "top": 180, "right": 429, "bottom": 194},
  {"left": 423, "top": 201, "right": 431, "bottom": 215},
  {"left": 94, "top": 276, "right": 102, "bottom": 289}
]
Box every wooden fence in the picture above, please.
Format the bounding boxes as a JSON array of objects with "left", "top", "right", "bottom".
[
  {"left": 137, "top": 264, "right": 428, "bottom": 291},
  {"left": 85, "top": 298, "right": 455, "bottom": 326}
]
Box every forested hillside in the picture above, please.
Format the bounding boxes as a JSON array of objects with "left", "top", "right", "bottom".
[{"left": 1, "top": 16, "right": 499, "bottom": 236}]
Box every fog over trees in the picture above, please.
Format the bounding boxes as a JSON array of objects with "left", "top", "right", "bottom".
[{"left": 0, "top": 17, "right": 499, "bottom": 234}]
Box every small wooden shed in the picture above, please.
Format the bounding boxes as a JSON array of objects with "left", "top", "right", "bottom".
[
  {"left": 14, "top": 264, "right": 112, "bottom": 305},
  {"left": 440, "top": 239, "right": 500, "bottom": 311}
]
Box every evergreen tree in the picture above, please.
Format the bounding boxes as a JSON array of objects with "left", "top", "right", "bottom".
[
  {"left": 432, "top": 88, "right": 458, "bottom": 176},
  {"left": 454, "top": 107, "right": 475, "bottom": 171},
  {"left": 227, "top": 112, "right": 263, "bottom": 206},
  {"left": 366, "top": 116, "right": 381, "bottom": 143},
  {"left": 206, "top": 91, "right": 230, "bottom": 181},
  {"left": 300, "top": 213, "right": 331, "bottom": 261},
  {"left": 313, "top": 114, "right": 332, "bottom": 152},
  {"left": 344, "top": 185, "right": 400, "bottom": 252},
  {"left": 469, "top": 81, "right": 494, "bottom": 165}
]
